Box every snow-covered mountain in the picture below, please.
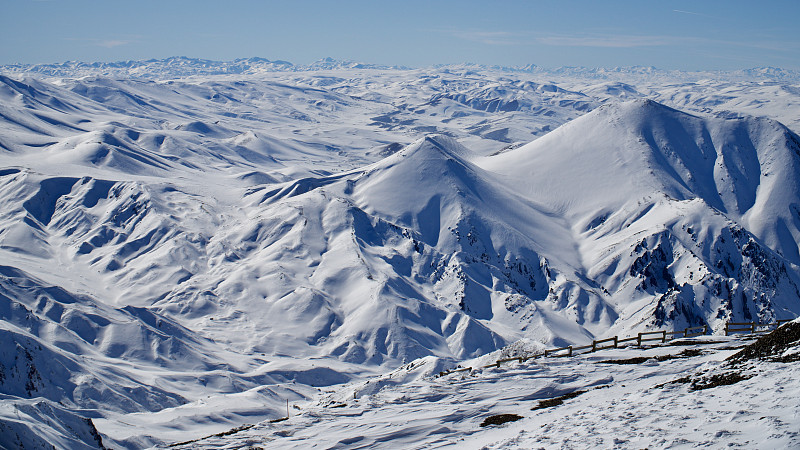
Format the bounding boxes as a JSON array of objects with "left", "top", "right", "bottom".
[
  {"left": 484, "top": 100, "right": 800, "bottom": 333},
  {"left": 0, "top": 56, "right": 412, "bottom": 79},
  {"left": 1, "top": 60, "right": 799, "bottom": 447},
  {"left": 5, "top": 57, "right": 799, "bottom": 84}
]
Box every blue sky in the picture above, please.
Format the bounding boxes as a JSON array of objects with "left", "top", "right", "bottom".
[{"left": 2, "top": 0, "right": 799, "bottom": 70}]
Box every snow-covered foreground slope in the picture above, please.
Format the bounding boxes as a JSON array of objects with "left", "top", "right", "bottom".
[
  {"left": 1, "top": 60, "right": 800, "bottom": 447},
  {"left": 171, "top": 321, "right": 800, "bottom": 449}
]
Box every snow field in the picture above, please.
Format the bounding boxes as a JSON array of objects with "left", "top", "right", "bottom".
[
  {"left": 1, "top": 60, "right": 800, "bottom": 447},
  {"left": 172, "top": 336, "right": 800, "bottom": 449}
]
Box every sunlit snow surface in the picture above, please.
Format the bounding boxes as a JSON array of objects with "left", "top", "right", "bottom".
[
  {"left": 1, "top": 59, "right": 800, "bottom": 448},
  {"left": 172, "top": 335, "right": 800, "bottom": 449}
]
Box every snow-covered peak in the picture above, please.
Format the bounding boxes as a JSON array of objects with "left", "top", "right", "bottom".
[
  {"left": 2, "top": 62, "right": 800, "bottom": 447},
  {"left": 486, "top": 99, "right": 800, "bottom": 234}
]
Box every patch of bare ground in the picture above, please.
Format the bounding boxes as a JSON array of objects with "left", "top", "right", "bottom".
[
  {"left": 599, "top": 348, "right": 704, "bottom": 365},
  {"left": 689, "top": 372, "right": 752, "bottom": 391},
  {"left": 727, "top": 321, "right": 800, "bottom": 364},
  {"left": 480, "top": 414, "right": 524, "bottom": 427},
  {"left": 531, "top": 390, "right": 587, "bottom": 410}
]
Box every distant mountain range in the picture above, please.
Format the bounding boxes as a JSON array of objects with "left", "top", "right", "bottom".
[{"left": 3, "top": 56, "right": 799, "bottom": 83}]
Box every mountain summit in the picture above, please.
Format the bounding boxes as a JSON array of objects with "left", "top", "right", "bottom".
[
  {"left": 485, "top": 99, "right": 800, "bottom": 332},
  {"left": 1, "top": 65, "right": 799, "bottom": 447}
]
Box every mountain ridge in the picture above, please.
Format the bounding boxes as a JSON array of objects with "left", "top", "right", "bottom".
[
  {"left": 1, "top": 64, "right": 800, "bottom": 447},
  {"left": 4, "top": 57, "right": 800, "bottom": 84}
]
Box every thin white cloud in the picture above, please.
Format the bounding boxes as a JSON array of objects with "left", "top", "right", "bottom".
[
  {"left": 536, "top": 35, "right": 671, "bottom": 48},
  {"left": 441, "top": 29, "right": 678, "bottom": 48},
  {"left": 538, "top": 34, "right": 800, "bottom": 52},
  {"left": 438, "top": 28, "right": 799, "bottom": 54},
  {"left": 62, "top": 36, "right": 141, "bottom": 49},
  {"left": 673, "top": 9, "right": 701, "bottom": 16},
  {"left": 97, "top": 40, "right": 131, "bottom": 49},
  {"left": 449, "top": 30, "right": 523, "bottom": 46},
  {"left": 673, "top": 9, "right": 716, "bottom": 19}
]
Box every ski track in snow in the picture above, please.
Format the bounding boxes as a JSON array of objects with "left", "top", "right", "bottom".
[{"left": 0, "top": 58, "right": 799, "bottom": 448}]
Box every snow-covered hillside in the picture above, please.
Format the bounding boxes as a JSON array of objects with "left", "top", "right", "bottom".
[
  {"left": 1, "top": 59, "right": 799, "bottom": 448},
  {"left": 484, "top": 100, "right": 800, "bottom": 334},
  {"left": 174, "top": 321, "right": 800, "bottom": 449}
]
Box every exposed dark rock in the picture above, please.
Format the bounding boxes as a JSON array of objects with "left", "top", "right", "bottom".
[
  {"left": 599, "top": 357, "right": 650, "bottom": 365},
  {"left": 689, "top": 371, "right": 751, "bottom": 391},
  {"left": 480, "top": 413, "right": 524, "bottom": 427},
  {"left": 727, "top": 320, "right": 800, "bottom": 363},
  {"left": 630, "top": 235, "right": 674, "bottom": 293},
  {"left": 600, "top": 349, "right": 703, "bottom": 365},
  {"left": 531, "top": 390, "right": 586, "bottom": 410}
]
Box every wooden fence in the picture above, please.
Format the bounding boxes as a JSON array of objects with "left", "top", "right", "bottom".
[
  {"left": 724, "top": 319, "right": 793, "bottom": 335},
  {"left": 543, "top": 326, "right": 699, "bottom": 358},
  {"left": 437, "top": 319, "right": 795, "bottom": 377},
  {"left": 543, "top": 320, "right": 795, "bottom": 360}
]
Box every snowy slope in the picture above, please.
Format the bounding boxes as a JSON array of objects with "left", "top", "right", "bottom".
[
  {"left": 1, "top": 60, "right": 800, "bottom": 447},
  {"left": 172, "top": 323, "right": 800, "bottom": 449},
  {"left": 483, "top": 100, "right": 800, "bottom": 333},
  {"left": 172, "top": 135, "right": 599, "bottom": 367},
  {"left": 0, "top": 262, "right": 351, "bottom": 448}
]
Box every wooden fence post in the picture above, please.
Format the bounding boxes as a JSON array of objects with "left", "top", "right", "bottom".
[
  {"left": 661, "top": 330, "right": 666, "bottom": 343},
  {"left": 637, "top": 333, "right": 643, "bottom": 346},
  {"left": 613, "top": 336, "right": 618, "bottom": 348}
]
